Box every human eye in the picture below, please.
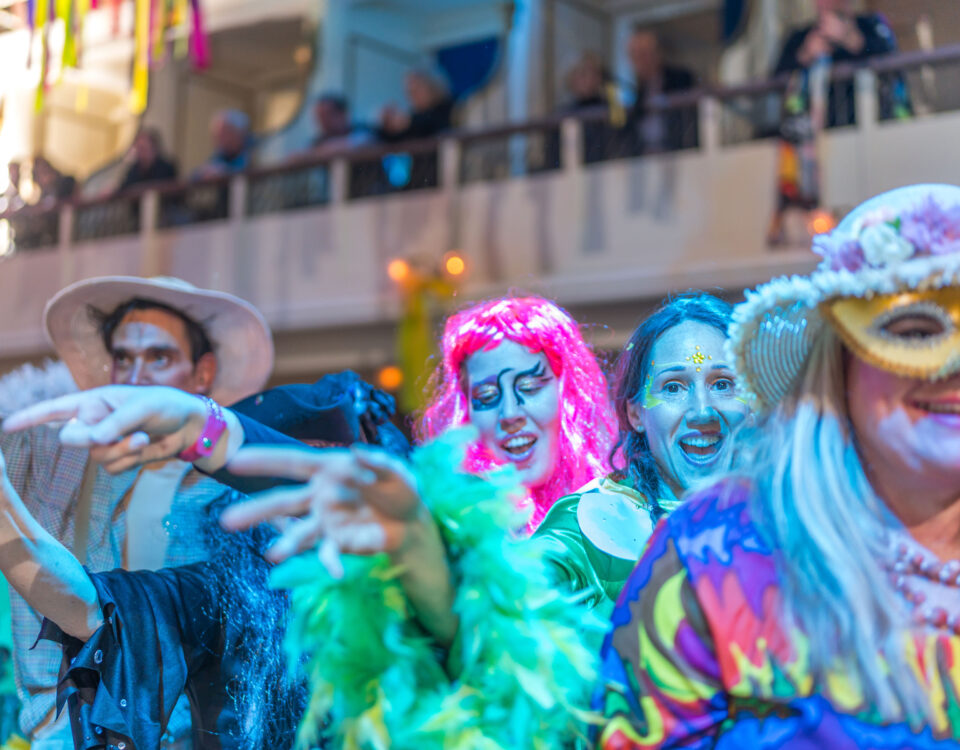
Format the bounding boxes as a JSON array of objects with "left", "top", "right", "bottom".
[
  {"left": 712, "top": 377, "right": 735, "bottom": 393},
  {"left": 516, "top": 374, "right": 550, "bottom": 394},
  {"left": 876, "top": 301, "right": 953, "bottom": 342},
  {"left": 662, "top": 380, "right": 685, "bottom": 395},
  {"left": 882, "top": 313, "right": 947, "bottom": 340},
  {"left": 471, "top": 384, "right": 500, "bottom": 407}
]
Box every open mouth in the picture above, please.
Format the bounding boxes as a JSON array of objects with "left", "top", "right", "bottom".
[
  {"left": 500, "top": 434, "right": 538, "bottom": 462},
  {"left": 678, "top": 434, "right": 723, "bottom": 464},
  {"left": 912, "top": 399, "right": 960, "bottom": 425},
  {"left": 914, "top": 400, "right": 960, "bottom": 415}
]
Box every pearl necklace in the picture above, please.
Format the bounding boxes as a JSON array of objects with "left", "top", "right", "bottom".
[{"left": 885, "top": 541, "right": 960, "bottom": 634}]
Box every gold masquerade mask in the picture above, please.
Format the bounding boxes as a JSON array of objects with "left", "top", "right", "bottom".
[{"left": 822, "top": 288, "right": 960, "bottom": 380}]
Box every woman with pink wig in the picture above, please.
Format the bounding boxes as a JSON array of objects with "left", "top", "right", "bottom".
[{"left": 416, "top": 295, "right": 617, "bottom": 531}]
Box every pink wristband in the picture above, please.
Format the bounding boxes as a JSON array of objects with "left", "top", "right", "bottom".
[{"left": 178, "top": 396, "right": 227, "bottom": 462}]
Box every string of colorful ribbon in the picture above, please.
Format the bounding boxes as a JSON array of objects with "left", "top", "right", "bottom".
[{"left": 26, "top": 0, "right": 209, "bottom": 112}]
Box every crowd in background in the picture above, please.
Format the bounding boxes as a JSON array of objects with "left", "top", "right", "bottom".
[{"left": 0, "top": 1, "right": 905, "bottom": 218}]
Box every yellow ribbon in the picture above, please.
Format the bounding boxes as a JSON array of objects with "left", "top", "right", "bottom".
[
  {"left": 130, "top": 0, "right": 151, "bottom": 113},
  {"left": 32, "top": 0, "right": 50, "bottom": 111},
  {"left": 55, "top": 0, "right": 75, "bottom": 71}
]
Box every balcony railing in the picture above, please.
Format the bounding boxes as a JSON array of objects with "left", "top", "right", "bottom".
[{"left": 3, "top": 43, "right": 960, "bottom": 255}]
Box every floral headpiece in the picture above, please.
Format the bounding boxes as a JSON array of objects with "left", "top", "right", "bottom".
[
  {"left": 814, "top": 197, "right": 960, "bottom": 273},
  {"left": 728, "top": 185, "right": 960, "bottom": 411}
]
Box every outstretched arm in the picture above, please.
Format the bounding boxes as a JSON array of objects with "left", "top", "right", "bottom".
[
  {"left": 222, "top": 444, "right": 459, "bottom": 646},
  {"left": 2, "top": 385, "right": 246, "bottom": 475},
  {"left": 0, "top": 451, "right": 100, "bottom": 640}
]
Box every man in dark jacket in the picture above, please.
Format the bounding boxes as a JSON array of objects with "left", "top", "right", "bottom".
[{"left": 625, "top": 28, "right": 698, "bottom": 154}]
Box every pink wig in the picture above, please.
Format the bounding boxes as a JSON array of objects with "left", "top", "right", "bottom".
[{"left": 416, "top": 296, "right": 617, "bottom": 530}]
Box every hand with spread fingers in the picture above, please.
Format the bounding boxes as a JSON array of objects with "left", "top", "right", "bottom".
[
  {"left": 1, "top": 384, "right": 240, "bottom": 474},
  {"left": 221, "top": 443, "right": 458, "bottom": 644}
]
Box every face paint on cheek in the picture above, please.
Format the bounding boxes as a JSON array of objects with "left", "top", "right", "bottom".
[{"left": 641, "top": 371, "right": 664, "bottom": 409}]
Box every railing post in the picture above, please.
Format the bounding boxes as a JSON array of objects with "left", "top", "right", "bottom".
[
  {"left": 58, "top": 204, "right": 75, "bottom": 286},
  {"left": 855, "top": 68, "right": 878, "bottom": 197},
  {"left": 229, "top": 175, "right": 248, "bottom": 220},
  {"left": 698, "top": 95, "right": 721, "bottom": 154},
  {"left": 854, "top": 68, "right": 879, "bottom": 129},
  {"left": 440, "top": 137, "right": 461, "bottom": 189},
  {"left": 140, "top": 190, "right": 161, "bottom": 277},
  {"left": 440, "top": 137, "right": 463, "bottom": 272},
  {"left": 330, "top": 158, "right": 348, "bottom": 205},
  {"left": 560, "top": 117, "right": 583, "bottom": 171}
]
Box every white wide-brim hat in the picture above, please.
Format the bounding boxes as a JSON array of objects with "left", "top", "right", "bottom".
[
  {"left": 729, "top": 184, "right": 960, "bottom": 411},
  {"left": 44, "top": 276, "right": 274, "bottom": 405}
]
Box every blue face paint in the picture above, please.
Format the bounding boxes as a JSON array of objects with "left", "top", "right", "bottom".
[
  {"left": 512, "top": 361, "right": 549, "bottom": 407},
  {"left": 470, "top": 362, "right": 550, "bottom": 411},
  {"left": 471, "top": 367, "right": 510, "bottom": 411}
]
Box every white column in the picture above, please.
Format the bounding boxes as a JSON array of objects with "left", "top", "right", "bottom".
[
  {"left": 139, "top": 189, "right": 161, "bottom": 277},
  {"left": 57, "top": 205, "right": 75, "bottom": 287},
  {"left": 505, "top": 0, "right": 549, "bottom": 175}
]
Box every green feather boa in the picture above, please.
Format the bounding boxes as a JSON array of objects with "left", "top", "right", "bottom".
[{"left": 270, "top": 429, "right": 600, "bottom": 749}]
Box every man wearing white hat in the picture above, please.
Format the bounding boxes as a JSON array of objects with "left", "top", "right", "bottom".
[{"left": 0, "top": 276, "right": 273, "bottom": 750}]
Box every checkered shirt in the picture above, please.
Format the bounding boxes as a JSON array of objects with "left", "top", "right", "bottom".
[{"left": 2, "top": 424, "right": 236, "bottom": 746}]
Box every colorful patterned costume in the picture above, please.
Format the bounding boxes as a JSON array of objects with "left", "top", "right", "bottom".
[{"left": 597, "top": 480, "right": 960, "bottom": 749}]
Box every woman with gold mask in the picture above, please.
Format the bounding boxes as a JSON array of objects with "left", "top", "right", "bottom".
[{"left": 598, "top": 184, "right": 960, "bottom": 748}]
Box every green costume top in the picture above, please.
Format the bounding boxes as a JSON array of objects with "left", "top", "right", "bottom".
[{"left": 534, "top": 473, "right": 682, "bottom": 616}]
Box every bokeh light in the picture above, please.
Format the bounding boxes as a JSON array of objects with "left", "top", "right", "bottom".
[
  {"left": 443, "top": 251, "right": 466, "bottom": 277},
  {"left": 387, "top": 258, "right": 410, "bottom": 283},
  {"left": 377, "top": 365, "right": 403, "bottom": 391}
]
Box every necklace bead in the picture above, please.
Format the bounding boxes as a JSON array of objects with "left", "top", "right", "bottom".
[{"left": 884, "top": 539, "right": 960, "bottom": 634}]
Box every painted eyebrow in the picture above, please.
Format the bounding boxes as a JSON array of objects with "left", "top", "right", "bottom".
[
  {"left": 653, "top": 364, "right": 687, "bottom": 377},
  {"left": 653, "top": 362, "right": 734, "bottom": 377},
  {"left": 111, "top": 345, "right": 181, "bottom": 357},
  {"left": 473, "top": 367, "right": 512, "bottom": 388},
  {"left": 515, "top": 361, "right": 546, "bottom": 379}
]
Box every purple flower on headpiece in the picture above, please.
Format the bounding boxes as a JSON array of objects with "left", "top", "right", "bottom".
[
  {"left": 899, "top": 197, "right": 960, "bottom": 255},
  {"left": 813, "top": 234, "right": 865, "bottom": 272},
  {"left": 814, "top": 194, "right": 960, "bottom": 272}
]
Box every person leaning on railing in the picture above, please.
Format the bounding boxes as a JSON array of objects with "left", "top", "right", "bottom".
[
  {"left": 115, "top": 129, "right": 179, "bottom": 195},
  {"left": 773, "top": 0, "right": 910, "bottom": 127},
  {"left": 375, "top": 69, "right": 455, "bottom": 190}
]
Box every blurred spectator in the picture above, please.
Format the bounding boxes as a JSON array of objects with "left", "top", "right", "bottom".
[
  {"left": 565, "top": 52, "right": 608, "bottom": 110},
  {"left": 8, "top": 157, "right": 73, "bottom": 249},
  {"left": 310, "top": 93, "right": 374, "bottom": 155},
  {"left": 32, "top": 157, "right": 76, "bottom": 206},
  {"left": 774, "top": 0, "right": 905, "bottom": 126},
  {"left": 0, "top": 162, "right": 24, "bottom": 213},
  {"left": 376, "top": 70, "right": 454, "bottom": 191},
  {"left": 548, "top": 52, "right": 626, "bottom": 166},
  {"left": 306, "top": 93, "right": 386, "bottom": 199},
  {"left": 625, "top": 28, "right": 698, "bottom": 153},
  {"left": 116, "top": 129, "right": 178, "bottom": 193},
  {"left": 194, "top": 109, "right": 254, "bottom": 179},
  {"left": 378, "top": 70, "right": 454, "bottom": 142}
]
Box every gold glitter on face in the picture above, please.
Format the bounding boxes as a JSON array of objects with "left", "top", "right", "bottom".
[{"left": 685, "top": 345, "right": 712, "bottom": 372}]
